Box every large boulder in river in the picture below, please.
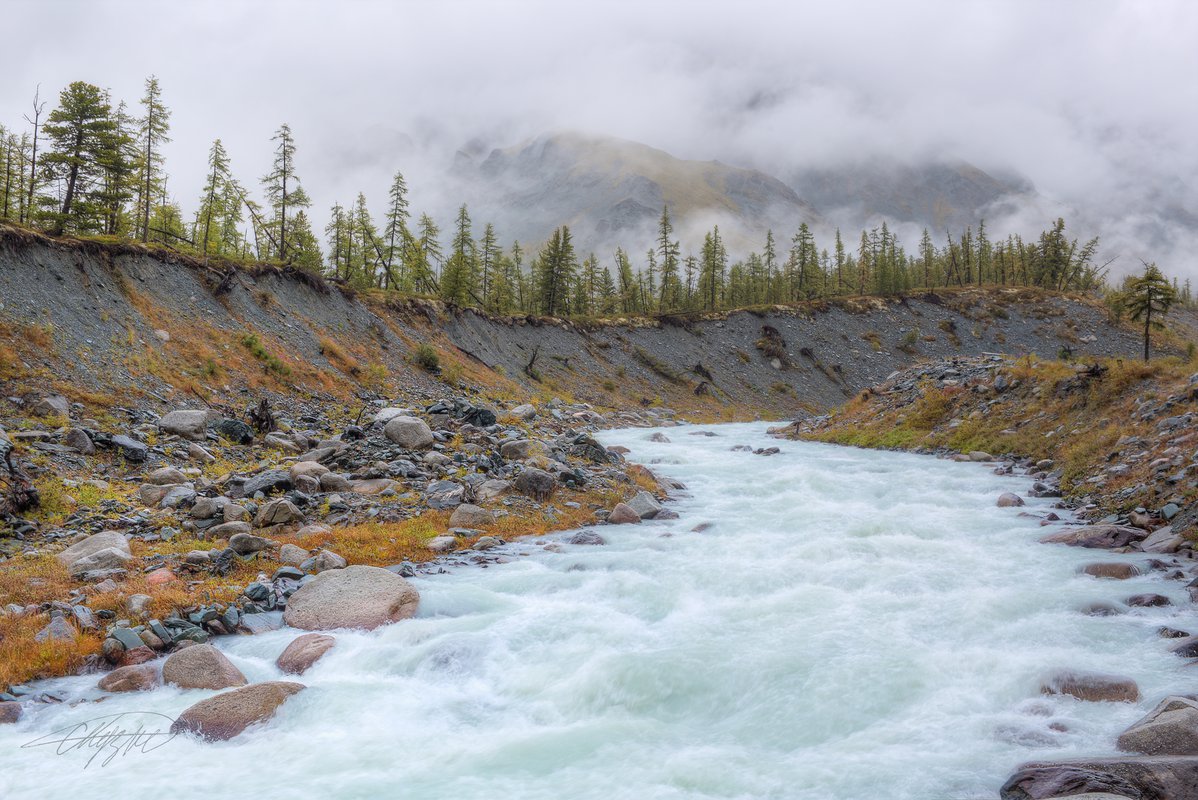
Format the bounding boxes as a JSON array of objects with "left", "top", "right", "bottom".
[
  {"left": 997, "top": 492, "right": 1025, "bottom": 507},
  {"left": 157, "top": 409, "right": 209, "bottom": 441},
  {"left": 276, "top": 633, "right": 336, "bottom": 675},
  {"left": 162, "top": 643, "right": 247, "bottom": 690},
  {"left": 1000, "top": 756, "right": 1198, "bottom": 799},
  {"left": 1118, "top": 696, "right": 1198, "bottom": 755},
  {"left": 1040, "top": 525, "right": 1148, "bottom": 549},
  {"left": 1040, "top": 669, "right": 1140, "bottom": 702},
  {"left": 98, "top": 663, "right": 159, "bottom": 693},
  {"left": 171, "top": 681, "right": 304, "bottom": 741},
  {"left": 607, "top": 503, "right": 642, "bottom": 524},
  {"left": 56, "top": 531, "right": 132, "bottom": 577},
  {"left": 283, "top": 565, "right": 419, "bottom": 631},
  {"left": 384, "top": 416, "right": 434, "bottom": 449},
  {"left": 626, "top": 491, "right": 663, "bottom": 520},
  {"left": 1083, "top": 562, "right": 1141, "bottom": 579}
]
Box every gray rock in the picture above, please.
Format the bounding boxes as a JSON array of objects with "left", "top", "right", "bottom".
[
  {"left": 64, "top": 428, "right": 95, "bottom": 454},
  {"left": 255, "top": 499, "right": 304, "bottom": 528},
  {"left": 110, "top": 434, "right": 148, "bottom": 462},
  {"left": 240, "top": 470, "right": 292, "bottom": 497},
  {"left": 1140, "top": 525, "right": 1183, "bottom": 554},
  {"left": 569, "top": 531, "right": 607, "bottom": 546},
  {"left": 514, "top": 467, "right": 556, "bottom": 500},
  {"left": 427, "top": 536, "right": 457, "bottom": 554},
  {"left": 158, "top": 410, "right": 209, "bottom": 441},
  {"left": 171, "top": 681, "right": 304, "bottom": 741},
  {"left": 162, "top": 643, "right": 247, "bottom": 690},
  {"left": 278, "top": 543, "right": 308, "bottom": 567},
  {"left": 289, "top": 461, "right": 329, "bottom": 482},
  {"left": 626, "top": 491, "right": 663, "bottom": 520},
  {"left": 373, "top": 407, "right": 413, "bottom": 425},
  {"left": 997, "top": 492, "right": 1025, "bottom": 507},
  {"left": 56, "top": 531, "right": 132, "bottom": 577},
  {"left": 148, "top": 466, "right": 187, "bottom": 485},
  {"left": 607, "top": 503, "right": 641, "bottom": 524},
  {"left": 98, "top": 663, "right": 159, "bottom": 693},
  {"left": 0, "top": 701, "right": 21, "bottom": 724},
  {"left": 34, "top": 615, "right": 77, "bottom": 643},
  {"left": 228, "top": 533, "right": 277, "bottom": 555},
  {"left": 475, "top": 479, "right": 511, "bottom": 502},
  {"left": 1000, "top": 756, "right": 1198, "bottom": 800},
  {"left": 449, "top": 504, "right": 495, "bottom": 528},
  {"left": 32, "top": 395, "right": 70, "bottom": 417},
  {"left": 472, "top": 536, "right": 501, "bottom": 551},
  {"left": 319, "top": 472, "right": 352, "bottom": 492},
  {"left": 384, "top": 416, "right": 435, "bottom": 450},
  {"left": 301, "top": 549, "right": 347, "bottom": 573},
  {"left": 207, "top": 521, "right": 252, "bottom": 539},
  {"left": 191, "top": 496, "right": 229, "bottom": 520},
  {"left": 509, "top": 403, "right": 537, "bottom": 421},
  {"left": 283, "top": 565, "right": 420, "bottom": 631},
  {"left": 1040, "top": 525, "right": 1148, "bottom": 549},
  {"left": 500, "top": 439, "right": 538, "bottom": 460},
  {"left": 1118, "top": 696, "right": 1198, "bottom": 755}
]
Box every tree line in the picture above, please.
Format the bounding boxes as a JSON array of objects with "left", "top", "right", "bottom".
[{"left": 2, "top": 78, "right": 1193, "bottom": 319}]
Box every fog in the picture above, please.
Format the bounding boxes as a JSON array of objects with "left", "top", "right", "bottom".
[{"left": 3, "top": 0, "right": 1195, "bottom": 278}]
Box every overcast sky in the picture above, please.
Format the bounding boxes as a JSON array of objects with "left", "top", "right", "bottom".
[{"left": 4, "top": 0, "right": 1196, "bottom": 277}]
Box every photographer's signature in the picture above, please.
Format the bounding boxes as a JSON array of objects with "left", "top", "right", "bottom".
[{"left": 21, "top": 712, "right": 177, "bottom": 768}]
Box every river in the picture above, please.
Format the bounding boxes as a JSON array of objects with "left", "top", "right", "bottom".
[{"left": 0, "top": 422, "right": 1189, "bottom": 799}]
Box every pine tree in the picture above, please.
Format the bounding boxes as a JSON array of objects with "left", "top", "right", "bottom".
[
  {"left": 478, "top": 222, "right": 501, "bottom": 307},
  {"left": 412, "top": 213, "right": 442, "bottom": 295},
  {"left": 615, "top": 247, "right": 637, "bottom": 313},
  {"left": 381, "top": 171, "right": 411, "bottom": 290},
  {"left": 324, "top": 202, "right": 348, "bottom": 279},
  {"left": 656, "top": 205, "right": 681, "bottom": 311},
  {"left": 39, "top": 81, "right": 121, "bottom": 234},
  {"left": 535, "top": 226, "right": 577, "bottom": 316},
  {"left": 134, "top": 75, "right": 171, "bottom": 242},
  {"left": 440, "top": 204, "right": 476, "bottom": 305}
]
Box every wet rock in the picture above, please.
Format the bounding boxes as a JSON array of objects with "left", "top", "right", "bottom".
[
  {"left": 472, "top": 536, "right": 501, "bottom": 551},
  {"left": 1040, "top": 670, "right": 1140, "bottom": 702},
  {"left": 1140, "top": 525, "right": 1183, "bottom": 554},
  {"left": 384, "top": 416, "right": 434, "bottom": 450},
  {"left": 1118, "top": 696, "right": 1198, "bottom": 755},
  {"left": 276, "top": 633, "right": 335, "bottom": 675},
  {"left": 162, "top": 643, "right": 248, "bottom": 690},
  {"left": 449, "top": 504, "right": 494, "bottom": 528},
  {"left": 0, "top": 701, "right": 22, "bottom": 724},
  {"left": 97, "top": 663, "right": 159, "bottom": 693},
  {"left": 626, "top": 491, "right": 663, "bottom": 520},
  {"left": 171, "top": 681, "right": 304, "bottom": 742},
  {"left": 56, "top": 531, "right": 132, "bottom": 577},
  {"left": 569, "top": 531, "right": 606, "bottom": 546},
  {"left": 1169, "top": 637, "right": 1198, "bottom": 658},
  {"left": 1127, "top": 593, "right": 1171, "bottom": 608},
  {"left": 1000, "top": 756, "right": 1198, "bottom": 799},
  {"left": 283, "top": 565, "right": 420, "bottom": 631},
  {"left": 607, "top": 503, "right": 641, "bottom": 524},
  {"left": 158, "top": 410, "right": 209, "bottom": 441},
  {"left": 1040, "top": 525, "right": 1147, "bottom": 549},
  {"left": 649, "top": 432, "right": 671, "bottom": 443},
  {"left": 997, "top": 492, "right": 1026, "bottom": 508},
  {"left": 1083, "top": 562, "right": 1141, "bottom": 580}
]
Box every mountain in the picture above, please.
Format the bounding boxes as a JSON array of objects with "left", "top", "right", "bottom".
[
  {"left": 789, "top": 158, "right": 1033, "bottom": 235},
  {"left": 451, "top": 132, "right": 821, "bottom": 253}
]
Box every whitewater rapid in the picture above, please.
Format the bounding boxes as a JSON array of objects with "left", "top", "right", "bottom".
[{"left": 1, "top": 422, "right": 1190, "bottom": 799}]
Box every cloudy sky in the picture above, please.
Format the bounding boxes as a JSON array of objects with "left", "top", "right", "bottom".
[{"left": 4, "top": 0, "right": 1196, "bottom": 276}]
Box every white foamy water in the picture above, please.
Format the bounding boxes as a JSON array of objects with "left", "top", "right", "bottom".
[{"left": 1, "top": 422, "right": 1191, "bottom": 799}]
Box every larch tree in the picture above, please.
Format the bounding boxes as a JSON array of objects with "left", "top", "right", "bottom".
[
  {"left": 22, "top": 86, "right": 45, "bottom": 225},
  {"left": 1125, "top": 261, "right": 1177, "bottom": 361},
  {"left": 39, "top": 81, "right": 120, "bottom": 234},
  {"left": 135, "top": 75, "right": 171, "bottom": 242},
  {"left": 261, "top": 123, "right": 309, "bottom": 261},
  {"left": 655, "top": 205, "right": 681, "bottom": 311},
  {"left": 382, "top": 171, "right": 411, "bottom": 290}
]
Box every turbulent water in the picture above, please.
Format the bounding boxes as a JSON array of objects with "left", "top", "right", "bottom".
[{"left": 2, "top": 423, "right": 1192, "bottom": 799}]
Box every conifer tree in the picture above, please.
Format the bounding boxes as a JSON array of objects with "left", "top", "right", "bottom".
[
  {"left": 261, "top": 123, "right": 309, "bottom": 260},
  {"left": 655, "top": 205, "right": 681, "bottom": 311},
  {"left": 135, "top": 75, "right": 171, "bottom": 241},
  {"left": 614, "top": 247, "right": 637, "bottom": 314},
  {"left": 381, "top": 171, "right": 411, "bottom": 290},
  {"left": 441, "top": 204, "right": 476, "bottom": 304},
  {"left": 39, "top": 81, "right": 121, "bottom": 234},
  {"left": 1125, "top": 261, "right": 1176, "bottom": 361},
  {"left": 536, "top": 226, "right": 577, "bottom": 316}
]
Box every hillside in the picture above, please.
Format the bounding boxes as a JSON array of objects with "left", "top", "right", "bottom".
[{"left": 0, "top": 226, "right": 1153, "bottom": 423}]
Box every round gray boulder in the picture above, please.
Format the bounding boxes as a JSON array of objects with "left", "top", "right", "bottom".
[{"left": 283, "top": 565, "right": 420, "bottom": 631}]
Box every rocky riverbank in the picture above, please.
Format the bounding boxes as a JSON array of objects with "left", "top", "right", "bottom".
[
  {"left": 0, "top": 389, "right": 685, "bottom": 725},
  {"left": 778, "top": 355, "right": 1198, "bottom": 798}
]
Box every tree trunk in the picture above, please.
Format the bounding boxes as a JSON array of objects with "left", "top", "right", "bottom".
[{"left": 1144, "top": 304, "right": 1152, "bottom": 362}]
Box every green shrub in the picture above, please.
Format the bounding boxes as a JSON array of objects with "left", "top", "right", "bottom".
[{"left": 411, "top": 343, "right": 440, "bottom": 372}]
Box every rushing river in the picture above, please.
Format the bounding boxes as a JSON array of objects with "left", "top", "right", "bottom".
[{"left": 1, "top": 422, "right": 1191, "bottom": 799}]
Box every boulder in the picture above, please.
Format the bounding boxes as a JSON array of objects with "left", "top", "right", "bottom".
[
  {"left": 64, "top": 428, "right": 95, "bottom": 454},
  {"left": 319, "top": 472, "right": 352, "bottom": 492},
  {"left": 349, "top": 478, "right": 399, "bottom": 496},
  {"left": 239, "top": 470, "right": 292, "bottom": 498},
  {"left": 508, "top": 403, "right": 537, "bottom": 421},
  {"left": 500, "top": 439, "right": 539, "bottom": 460},
  {"left": 997, "top": 492, "right": 1026, "bottom": 508},
  {"left": 373, "top": 407, "right": 412, "bottom": 425},
  {"left": 208, "top": 521, "right": 252, "bottom": 539},
  {"left": 427, "top": 535, "right": 457, "bottom": 553},
  {"left": 1000, "top": 756, "right": 1198, "bottom": 800},
  {"left": 0, "top": 701, "right": 21, "bottom": 724},
  {"left": 35, "top": 615, "right": 77, "bottom": 643},
  {"left": 569, "top": 531, "right": 606, "bottom": 546},
  {"left": 161, "top": 643, "right": 248, "bottom": 690},
  {"left": 1141, "top": 525, "right": 1184, "bottom": 554},
  {"left": 1118, "top": 696, "right": 1198, "bottom": 755},
  {"left": 283, "top": 565, "right": 419, "bottom": 631},
  {"left": 1083, "top": 562, "right": 1141, "bottom": 580},
  {"left": 300, "top": 549, "right": 347, "bottom": 573},
  {"left": 97, "top": 663, "right": 159, "bottom": 693},
  {"left": 1040, "top": 525, "right": 1148, "bottom": 549},
  {"left": 276, "top": 633, "right": 336, "bottom": 675},
  {"left": 228, "top": 532, "right": 278, "bottom": 556},
  {"left": 255, "top": 499, "right": 304, "bottom": 528},
  {"left": 449, "top": 504, "right": 495, "bottom": 528},
  {"left": 110, "top": 434, "right": 148, "bottom": 462},
  {"left": 56, "top": 531, "right": 132, "bottom": 577},
  {"left": 384, "top": 416, "right": 434, "bottom": 449},
  {"left": 1040, "top": 670, "right": 1140, "bottom": 702},
  {"left": 607, "top": 503, "right": 642, "bottom": 524},
  {"left": 514, "top": 467, "right": 556, "bottom": 500},
  {"left": 649, "top": 432, "right": 671, "bottom": 443},
  {"left": 213, "top": 418, "right": 254, "bottom": 445},
  {"left": 278, "top": 543, "right": 308, "bottom": 567},
  {"left": 289, "top": 461, "right": 329, "bottom": 483},
  {"left": 626, "top": 491, "right": 663, "bottom": 520},
  {"left": 157, "top": 410, "right": 209, "bottom": 441},
  {"left": 32, "top": 394, "right": 69, "bottom": 417},
  {"left": 148, "top": 466, "right": 187, "bottom": 485},
  {"left": 475, "top": 479, "right": 511, "bottom": 503},
  {"left": 171, "top": 681, "right": 304, "bottom": 741}
]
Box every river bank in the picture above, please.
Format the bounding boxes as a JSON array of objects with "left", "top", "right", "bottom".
[
  {"left": 781, "top": 355, "right": 1198, "bottom": 797},
  {"left": 1, "top": 423, "right": 1192, "bottom": 799}
]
